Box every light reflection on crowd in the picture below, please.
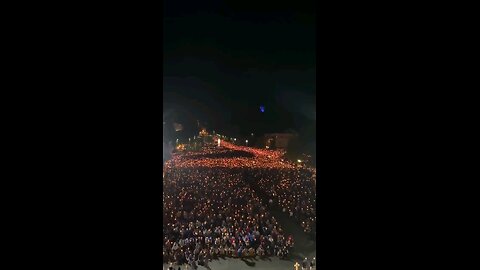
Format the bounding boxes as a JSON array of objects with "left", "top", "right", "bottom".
[{"left": 163, "top": 143, "right": 315, "bottom": 267}]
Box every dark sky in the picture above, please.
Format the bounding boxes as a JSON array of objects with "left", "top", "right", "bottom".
[{"left": 163, "top": 1, "right": 316, "bottom": 138}]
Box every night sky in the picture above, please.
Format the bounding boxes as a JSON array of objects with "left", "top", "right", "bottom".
[{"left": 163, "top": 1, "right": 316, "bottom": 139}]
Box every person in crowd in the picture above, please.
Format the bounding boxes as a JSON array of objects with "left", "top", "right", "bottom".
[
  {"left": 302, "top": 257, "right": 308, "bottom": 270},
  {"left": 310, "top": 257, "right": 315, "bottom": 270}
]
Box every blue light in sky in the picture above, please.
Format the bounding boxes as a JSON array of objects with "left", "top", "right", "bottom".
[{"left": 260, "top": 105, "right": 265, "bottom": 113}]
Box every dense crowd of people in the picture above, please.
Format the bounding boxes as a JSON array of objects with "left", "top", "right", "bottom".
[
  {"left": 163, "top": 168, "right": 294, "bottom": 267},
  {"left": 163, "top": 143, "right": 315, "bottom": 267},
  {"left": 165, "top": 142, "right": 295, "bottom": 170},
  {"left": 254, "top": 168, "right": 316, "bottom": 234}
]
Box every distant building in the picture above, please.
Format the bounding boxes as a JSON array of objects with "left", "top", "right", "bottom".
[{"left": 264, "top": 131, "right": 297, "bottom": 149}]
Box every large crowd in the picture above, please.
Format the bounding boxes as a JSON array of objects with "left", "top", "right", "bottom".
[
  {"left": 163, "top": 142, "right": 316, "bottom": 267},
  {"left": 253, "top": 168, "right": 316, "bottom": 234},
  {"left": 163, "top": 168, "right": 294, "bottom": 267}
]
